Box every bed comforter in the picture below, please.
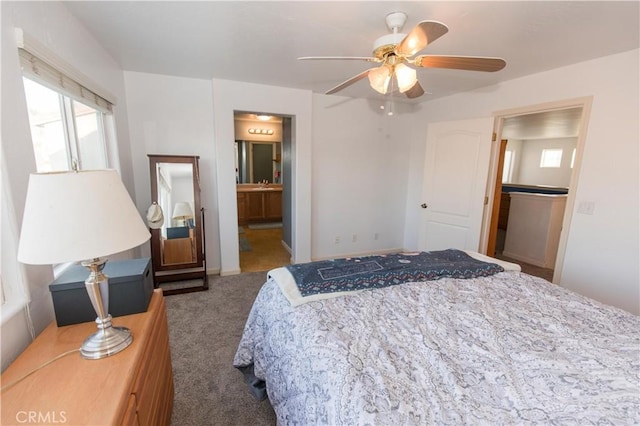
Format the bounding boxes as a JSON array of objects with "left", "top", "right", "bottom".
[{"left": 234, "top": 271, "right": 640, "bottom": 425}]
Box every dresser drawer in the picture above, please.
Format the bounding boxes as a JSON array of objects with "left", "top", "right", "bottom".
[
  {"left": 0, "top": 290, "right": 173, "bottom": 426},
  {"left": 121, "top": 395, "right": 139, "bottom": 426},
  {"left": 132, "top": 295, "right": 173, "bottom": 426}
]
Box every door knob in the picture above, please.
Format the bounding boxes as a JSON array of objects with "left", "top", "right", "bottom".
[{"left": 421, "top": 203, "right": 428, "bottom": 209}]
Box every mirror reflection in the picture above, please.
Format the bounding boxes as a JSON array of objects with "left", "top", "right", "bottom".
[
  {"left": 148, "top": 154, "right": 207, "bottom": 293},
  {"left": 155, "top": 162, "right": 196, "bottom": 266},
  {"left": 235, "top": 141, "right": 281, "bottom": 184},
  {"left": 234, "top": 112, "right": 283, "bottom": 184}
]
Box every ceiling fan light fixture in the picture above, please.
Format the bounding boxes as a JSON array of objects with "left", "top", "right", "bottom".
[
  {"left": 395, "top": 63, "right": 417, "bottom": 93},
  {"left": 300, "top": 12, "right": 505, "bottom": 100},
  {"left": 368, "top": 65, "right": 392, "bottom": 94}
]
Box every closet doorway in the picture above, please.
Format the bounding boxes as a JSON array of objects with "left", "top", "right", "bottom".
[
  {"left": 234, "top": 111, "right": 292, "bottom": 272},
  {"left": 485, "top": 98, "right": 592, "bottom": 283}
]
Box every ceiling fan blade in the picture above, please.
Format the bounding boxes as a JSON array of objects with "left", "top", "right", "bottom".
[
  {"left": 414, "top": 55, "right": 506, "bottom": 72},
  {"left": 396, "top": 21, "right": 449, "bottom": 57},
  {"left": 298, "top": 56, "right": 378, "bottom": 62},
  {"left": 404, "top": 81, "right": 425, "bottom": 99},
  {"left": 325, "top": 68, "right": 373, "bottom": 95}
]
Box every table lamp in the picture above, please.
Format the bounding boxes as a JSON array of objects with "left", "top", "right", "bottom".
[
  {"left": 17, "top": 170, "right": 150, "bottom": 360},
  {"left": 172, "top": 201, "right": 193, "bottom": 226}
]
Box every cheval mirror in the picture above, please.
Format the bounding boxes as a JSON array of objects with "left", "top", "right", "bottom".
[{"left": 148, "top": 154, "right": 208, "bottom": 295}]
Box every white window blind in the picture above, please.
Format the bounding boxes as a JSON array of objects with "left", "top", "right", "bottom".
[{"left": 18, "top": 48, "right": 112, "bottom": 114}]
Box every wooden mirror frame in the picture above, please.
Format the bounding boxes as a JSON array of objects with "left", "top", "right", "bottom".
[{"left": 148, "top": 154, "right": 208, "bottom": 294}]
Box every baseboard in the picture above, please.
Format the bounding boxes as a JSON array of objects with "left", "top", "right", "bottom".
[
  {"left": 206, "top": 267, "right": 221, "bottom": 276},
  {"left": 281, "top": 240, "right": 292, "bottom": 254},
  {"left": 501, "top": 250, "right": 549, "bottom": 268},
  {"left": 218, "top": 268, "right": 241, "bottom": 276}
]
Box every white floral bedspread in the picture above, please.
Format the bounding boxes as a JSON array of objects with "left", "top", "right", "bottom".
[{"left": 234, "top": 271, "right": 640, "bottom": 425}]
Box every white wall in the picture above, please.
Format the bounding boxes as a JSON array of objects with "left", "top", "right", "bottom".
[
  {"left": 311, "top": 95, "right": 415, "bottom": 259},
  {"left": 211, "top": 79, "right": 313, "bottom": 275},
  {"left": 123, "top": 71, "right": 219, "bottom": 271},
  {"left": 406, "top": 49, "right": 639, "bottom": 315},
  {"left": 1, "top": 1, "right": 136, "bottom": 369},
  {"left": 510, "top": 137, "right": 577, "bottom": 187},
  {"left": 124, "top": 75, "right": 416, "bottom": 272}
]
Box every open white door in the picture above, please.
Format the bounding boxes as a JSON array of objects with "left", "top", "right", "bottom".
[{"left": 418, "top": 117, "right": 494, "bottom": 252}]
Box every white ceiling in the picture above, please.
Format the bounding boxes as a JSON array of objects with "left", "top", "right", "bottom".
[
  {"left": 502, "top": 107, "right": 583, "bottom": 140},
  {"left": 64, "top": 1, "right": 639, "bottom": 104}
]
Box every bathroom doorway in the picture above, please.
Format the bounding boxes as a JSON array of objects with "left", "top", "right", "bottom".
[{"left": 234, "top": 111, "right": 292, "bottom": 272}]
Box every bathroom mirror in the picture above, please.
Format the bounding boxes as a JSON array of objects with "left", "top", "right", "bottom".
[
  {"left": 234, "top": 112, "right": 283, "bottom": 184},
  {"left": 148, "top": 154, "right": 207, "bottom": 293},
  {"left": 235, "top": 140, "right": 282, "bottom": 184}
]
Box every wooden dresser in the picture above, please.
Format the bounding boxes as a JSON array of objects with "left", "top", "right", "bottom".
[{"left": 1, "top": 289, "right": 174, "bottom": 425}]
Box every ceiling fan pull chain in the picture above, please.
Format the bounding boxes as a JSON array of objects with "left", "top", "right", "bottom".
[{"left": 387, "top": 79, "right": 395, "bottom": 116}]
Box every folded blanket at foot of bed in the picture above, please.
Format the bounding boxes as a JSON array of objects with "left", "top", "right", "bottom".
[{"left": 271, "top": 249, "right": 518, "bottom": 306}]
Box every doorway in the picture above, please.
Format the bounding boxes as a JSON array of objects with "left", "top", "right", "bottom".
[
  {"left": 484, "top": 98, "right": 592, "bottom": 283},
  {"left": 234, "top": 111, "right": 292, "bottom": 272}
]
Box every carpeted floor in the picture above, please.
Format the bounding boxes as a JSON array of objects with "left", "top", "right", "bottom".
[{"left": 164, "top": 272, "right": 276, "bottom": 425}]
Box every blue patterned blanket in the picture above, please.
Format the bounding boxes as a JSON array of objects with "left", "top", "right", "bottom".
[{"left": 286, "top": 249, "right": 504, "bottom": 297}]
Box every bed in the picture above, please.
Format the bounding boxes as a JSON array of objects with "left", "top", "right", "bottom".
[{"left": 234, "top": 249, "right": 640, "bottom": 425}]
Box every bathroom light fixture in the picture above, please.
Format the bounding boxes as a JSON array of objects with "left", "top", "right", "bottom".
[{"left": 248, "top": 128, "right": 274, "bottom": 135}]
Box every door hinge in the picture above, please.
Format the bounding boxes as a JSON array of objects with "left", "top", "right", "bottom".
[
  {"left": 492, "top": 132, "right": 497, "bottom": 142},
  {"left": 484, "top": 196, "right": 489, "bottom": 205}
]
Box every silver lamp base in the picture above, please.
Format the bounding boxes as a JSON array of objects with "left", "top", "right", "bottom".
[
  {"left": 81, "top": 258, "right": 134, "bottom": 360},
  {"left": 80, "top": 319, "right": 133, "bottom": 360}
]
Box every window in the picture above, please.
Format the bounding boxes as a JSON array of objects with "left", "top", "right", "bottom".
[
  {"left": 19, "top": 45, "right": 115, "bottom": 279},
  {"left": 502, "top": 150, "right": 514, "bottom": 183},
  {"left": 23, "top": 77, "right": 108, "bottom": 172},
  {"left": 19, "top": 48, "right": 112, "bottom": 172},
  {"left": 540, "top": 149, "right": 563, "bottom": 168}
]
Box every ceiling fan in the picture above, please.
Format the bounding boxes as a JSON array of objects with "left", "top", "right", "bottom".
[{"left": 299, "top": 12, "right": 506, "bottom": 99}]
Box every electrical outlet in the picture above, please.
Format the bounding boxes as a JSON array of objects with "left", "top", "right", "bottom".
[
  {"left": 352, "top": 234, "right": 357, "bottom": 243},
  {"left": 577, "top": 201, "right": 595, "bottom": 215},
  {"left": 334, "top": 236, "right": 340, "bottom": 244},
  {"left": 374, "top": 233, "right": 379, "bottom": 241}
]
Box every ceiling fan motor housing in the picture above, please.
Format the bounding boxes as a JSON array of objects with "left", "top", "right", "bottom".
[
  {"left": 373, "top": 12, "right": 408, "bottom": 59},
  {"left": 385, "top": 11, "right": 407, "bottom": 32},
  {"left": 373, "top": 33, "right": 406, "bottom": 59}
]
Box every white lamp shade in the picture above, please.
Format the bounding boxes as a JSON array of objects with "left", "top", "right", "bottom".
[
  {"left": 395, "top": 63, "right": 418, "bottom": 93},
  {"left": 172, "top": 202, "right": 193, "bottom": 220},
  {"left": 17, "top": 170, "right": 151, "bottom": 265},
  {"left": 368, "top": 66, "right": 391, "bottom": 94}
]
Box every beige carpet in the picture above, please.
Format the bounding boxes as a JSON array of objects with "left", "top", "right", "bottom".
[{"left": 164, "top": 272, "right": 276, "bottom": 425}]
